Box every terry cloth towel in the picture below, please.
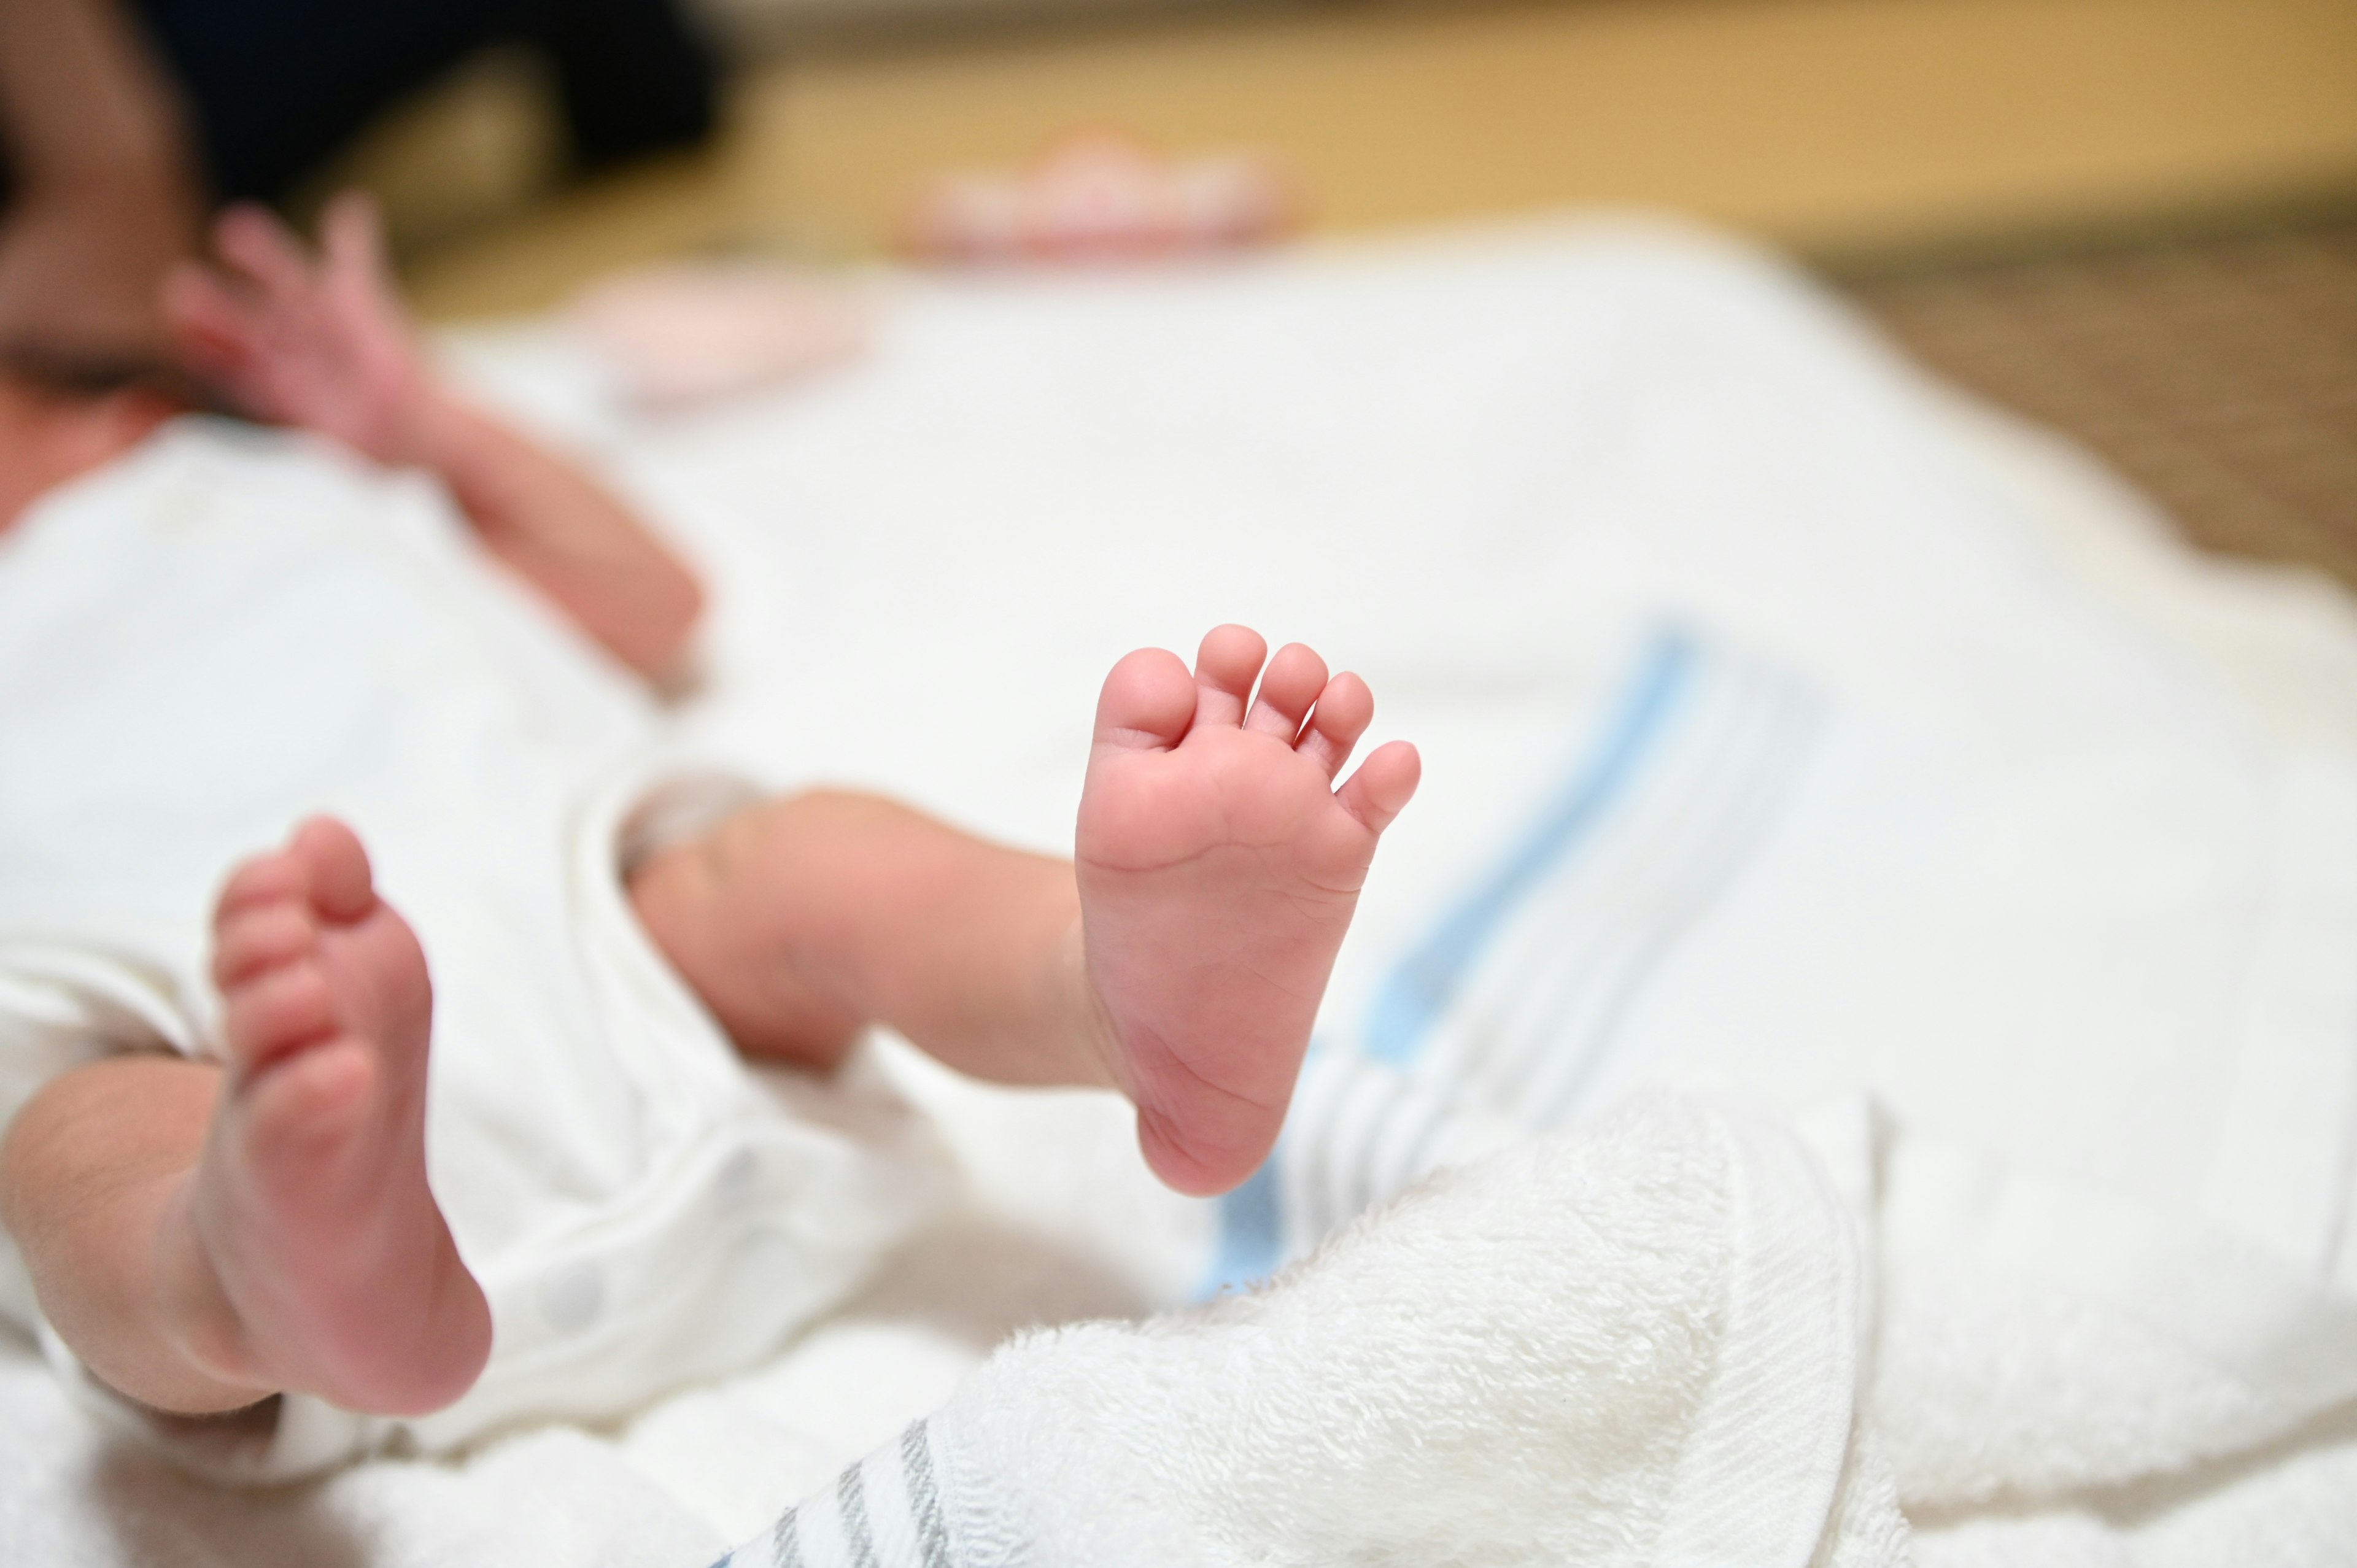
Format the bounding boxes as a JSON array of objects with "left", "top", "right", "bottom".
[
  {"left": 724, "top": 1090, "right": 2357, "bottom": 1568},
  {"left": 725, "top": 1092, "right": 1900, "bottom": 1568}
]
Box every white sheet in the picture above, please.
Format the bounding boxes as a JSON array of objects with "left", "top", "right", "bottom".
[{"left": 2, "top": 214, "right": 2353, "bottom": 1564}]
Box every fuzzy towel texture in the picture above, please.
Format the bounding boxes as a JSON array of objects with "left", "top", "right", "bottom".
[
  {"left": 3, "top": 215, "right": 2355, "bottom": 1564},
  {"left": 927, "top": 1092, "right": 1890, "bottom": 1568},
  {"left": 735, "top": 1086, "right": 2357, "bottom": 1567}
]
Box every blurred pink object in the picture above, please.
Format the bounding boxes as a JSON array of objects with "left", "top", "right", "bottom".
[
  {"left": 571, "top": 263, "right": 875, "bottom": 411},
  {"left": 905, "top": 129, "right": 1296, "bottom": 265}
]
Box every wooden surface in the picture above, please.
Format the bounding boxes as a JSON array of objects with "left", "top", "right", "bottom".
[
  {"left": 402, "top": 0, "right": 2357, "bottom": 319},
  {"left": 1856, "top": 218, "right": 2357, "bottom": 590}
]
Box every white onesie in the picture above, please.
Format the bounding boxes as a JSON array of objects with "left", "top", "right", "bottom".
[{"left": 0, "top": 419, "right": 949, "bottom": 1479}]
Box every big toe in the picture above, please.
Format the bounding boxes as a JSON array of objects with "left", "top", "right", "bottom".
[
  {"left": 1095, "top": 647, "right": 1200, "bottom": 751},
  {"left": 290, "top": 817, "right": 377, "bottom": 924}
]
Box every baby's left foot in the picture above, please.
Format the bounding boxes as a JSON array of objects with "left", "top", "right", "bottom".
[
  {"left": 1079, "top": 626, "right": 1420, "bottom": 1195},
  {"left": 184, "top": 817, "right": 490, "bottom": 1415}
]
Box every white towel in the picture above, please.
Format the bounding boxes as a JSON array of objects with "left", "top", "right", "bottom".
[
  {"left": 762, "top": 1092, "right": 1892, "bottom": 1568},
  {"left": 738, "top": 1089, "right": 2354, "bottom": 1568}
]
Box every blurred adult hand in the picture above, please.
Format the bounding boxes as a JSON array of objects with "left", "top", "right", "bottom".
[
  {"left": 0, "top": 182, "right": 199, "bottom": 376},
  {"left": 164, "top": 195, "right": 438, "bottom": 467},
  {"left": 0, "top": 0, "right": 203, "bottom": 378}
]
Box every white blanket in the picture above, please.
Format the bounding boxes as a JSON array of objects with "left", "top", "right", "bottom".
[{"left": 3, "top": 215, "right": 2353, "bottom": 1564}]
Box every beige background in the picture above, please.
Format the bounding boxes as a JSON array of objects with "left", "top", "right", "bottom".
[{"left": 370, "top": 0, "right": 2357, "bottom": 319}]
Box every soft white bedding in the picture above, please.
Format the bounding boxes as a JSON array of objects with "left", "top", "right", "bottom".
[{"left": 4, "top": 215, "right": 2353, "bottom": 1565}]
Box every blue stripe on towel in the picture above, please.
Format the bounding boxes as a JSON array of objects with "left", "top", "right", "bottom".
[
  {"left": 1361, "top": 629, "right": 1695, "bottom": 1066},
  {"left": 1201, "top": 630, "right": 1821, "bottom": 1299},
  {"left": 1204, "top": 1153, "right": 1284, "bottom": 1296},
  {"left": 1202, "top": 631, "right": 1700, "bottom": 1298}
]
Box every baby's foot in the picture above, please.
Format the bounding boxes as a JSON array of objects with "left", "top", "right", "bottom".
[
  {"left": 1079, "top": 627, "right": 1420, "bottom": 1195},
  {"left": 179, "top": 818, "right": 490, "bottom": 1415}
]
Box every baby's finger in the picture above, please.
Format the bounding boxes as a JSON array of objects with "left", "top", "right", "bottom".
[
  {"left": 162, "top": 263, "right": 260, "bottom": 349},
  {"left": 214, "top": 204, "right": 317, "bottom": 301},
  {"left": 161, "top": 265, "right": 275, "bottom": 400},
  {"left": 322, "top": 191, "right": 393, "bottom": 292}
]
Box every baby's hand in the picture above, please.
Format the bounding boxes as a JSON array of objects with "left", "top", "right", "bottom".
[{"left": 163, "top": 194, "right": 438, "bottom": 468}]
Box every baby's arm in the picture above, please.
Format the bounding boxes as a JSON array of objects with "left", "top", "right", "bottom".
[{"left": 163, "top": 196, "right": 703, "bottom": 679}]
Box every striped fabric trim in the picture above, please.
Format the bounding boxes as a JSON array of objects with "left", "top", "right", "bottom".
[
  {"left": 1378, "top": 630, "right": 1820, "bottom": 1121},
  {"left": 722, "top": 1421, "right": 958, "bottom": 1568},
  {"left": 1204, "top": 1155, "right": 1283, "bottom": 1294},
  {"left": 1201, "top": 1049, "right": 1479, "bottom": 1296},
  {"left": 1280, "top": 1050, "right": 1459, "bottom": 1257},
  {"left": 1442, "top": 650, "right": 1818, "bottom": 1124},
  {"left": 1205, "top": 628, "right": 1822, "bottom": 1292},
  {"left": 1364, "top": 630, "right": 1695, "bottom": 1065}
]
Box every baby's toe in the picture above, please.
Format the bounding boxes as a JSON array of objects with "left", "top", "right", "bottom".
[
  {"left": 1298, "top": 672, "right": 1374, "bottom": 778},
  {"left": 1245, "top": 643, "right": 1328, "bottom": 740},
  {"left": 1191, "top": 625, "right": 1268, "bottom": 728},
  {"left": 223, "top": 960, "right": 338, "bottom": 1070},
  {"left": 1096, "top": 647, "right": 1201, "bottom": 752},
  {"left": 289, "top": 817, "right": 376, "bottom": 924},
  {"left": 212, "top": 902, "right": 317, "bottom": 991},
  {"left": 215, "top": 849, "right": 306, "bottom": 923},
  {"left": 1336, "top": 740, "right": 1422, "bottom": 835}
]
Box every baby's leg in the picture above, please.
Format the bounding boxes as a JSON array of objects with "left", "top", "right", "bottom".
[
  {"left": 630, "top": 626, "right": 1418, "bottom": 1197},
  {"left": 629, "top": 789, "right": 1113, "bottom": 1087},
  {"left": 0, "top": 819, "right": 489, "bottom": 1416}
]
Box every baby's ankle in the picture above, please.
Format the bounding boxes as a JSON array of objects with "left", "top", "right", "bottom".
[
  {"left": 141, "top": 1177, "right": 281, "bottom": 1413},
  {"left": 1055, "top": 921, "right": 1126, "bottom": 1095}
]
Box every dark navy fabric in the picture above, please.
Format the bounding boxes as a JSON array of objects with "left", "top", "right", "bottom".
[{"left": 130, "top": 0, "right": 718, "bottom": 201}]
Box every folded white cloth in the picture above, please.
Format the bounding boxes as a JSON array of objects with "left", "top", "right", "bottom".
[
  {"left": 729, "top": 1089, "right": 2357, "bottom": 1568},
  {"left": 733, "top": 1092, "right": 1896, "bottom": 1568}
]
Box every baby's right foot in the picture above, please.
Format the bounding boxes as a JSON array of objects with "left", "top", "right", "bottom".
[
  {"left": 1078, "top": 628, "right": 1420, "bottom": 1195},
  {"left": 171, "top": 818, "right": 490, "bottom": 1415}
]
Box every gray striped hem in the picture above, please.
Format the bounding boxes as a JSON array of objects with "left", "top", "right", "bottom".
[
  {"left": 902, "top": 1421, "right": 956, "bottom": 1568},
  {"left": 727, "top": 1419, "right": 964, "bottom": 1568},
  {"left": 838, "top": 1462, "right": 878, "bottom": 1568},
  {"left": 772, "top": 1510, "right": 805, "bottom": 1568}
]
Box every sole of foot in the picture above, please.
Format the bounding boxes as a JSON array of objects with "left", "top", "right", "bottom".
[
  {"left": 1078, "top": 625, "right": 1420, "bottom": 1196},
  {"left": 186, "top": 816, "right": 490, "bottom": 1415}
]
